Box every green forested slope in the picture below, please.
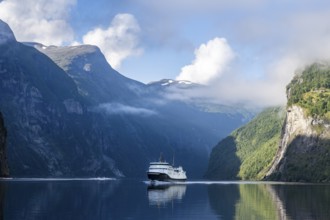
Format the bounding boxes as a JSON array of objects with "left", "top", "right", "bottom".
[
  {"left": 206, "top": 62, "right": 330, "bottom": 182},
  {"left": 205, "top": 107, "right": 285, "bottom": 180},
  {"left": 287, "top": 63, "right": 330, "bottom": 120}
]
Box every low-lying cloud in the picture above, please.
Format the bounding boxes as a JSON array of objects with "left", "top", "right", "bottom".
[
  {"left": 169, "top": 58, "right": 304, "bottom": 108},
  {"left": 82, "top": 13, "right": 142, "bottom": 69},
  {"left": 169, "top": 42, "right": 306, "bottom": 108},
  {"left": 96, "top": 103, "right": 157, "bottom": 117},
  {"left": 176, "top": 37, "right": 235, "bottom": 85}
]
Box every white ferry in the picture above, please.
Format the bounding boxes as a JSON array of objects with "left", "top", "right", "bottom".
[{"left": 147, "top": 156, "right": 187, "bottom": 181}]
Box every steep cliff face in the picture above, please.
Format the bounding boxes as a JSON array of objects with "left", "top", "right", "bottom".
[
  {"left": 0, "top": 20, "right": 122, "bottom": 177},
  {"left": 266, "top": 105, "right": 330, "bottom": 182},
  {"left": 0, "top": 113, "right": 9, "bottom": 177},
  {"left": 266, "top": 63, "right": 330, "bottom": 182},
  {"left": 207, "top": 62, "right": 329, "bottom": 182}
]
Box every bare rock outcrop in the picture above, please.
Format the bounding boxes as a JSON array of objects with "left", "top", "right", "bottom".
[{"left": 266, "top": 105, "right": 330, "bottom": 182}]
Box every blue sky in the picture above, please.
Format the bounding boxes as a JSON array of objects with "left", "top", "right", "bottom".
[{"left": 1, "top": 0, "right": 330, "bottom": 106}]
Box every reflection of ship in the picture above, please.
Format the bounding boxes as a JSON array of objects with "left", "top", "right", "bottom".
[
  {"left": 147, "top": 184, "right": 187, "bottom": 206},
  {"left": 147, "top": 155, "right": 187, "bottom": 181}
]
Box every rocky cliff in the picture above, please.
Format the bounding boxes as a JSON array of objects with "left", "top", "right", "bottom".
[
  {"left": 266, "top": 105, "right": 330, "bottom": 181},
  {"left": 265, "top": 63, "right": 330, "bottom": 182},
  {"left": 206, "top": 62, "right": 330, "bottom": 182},
  {"left": 0, "top": 113, "right": 9, "bottom": 177}
]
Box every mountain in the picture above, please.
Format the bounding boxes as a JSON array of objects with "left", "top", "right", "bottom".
[
  {"left": 148, "top": 79, "right": 255, "bottom": 119},
  {"left": 266, "top": 63, "right": 330, "bottom": 182},
  {"left": 0, "top": 112, "right": 9, "bottom": 177},
  {"left": 206, "top": 62, "right": 330, "bottom": 182},
  {"left": 32, "top": 43, "right": 145, "bottom": 104},
  {"left": 37, "top": 45, "right": 251, "bottom": 178},
  {"left": 0, "top": 20, "right": 252, "bottom": 178},
  {"left": 205, "top": 107, "right": 285, "bottom": 180},
  {"left": 146, "top": 78, "right": 255, "bottom": 142},
  {"left": 0, "top": 22, "right": 110, "bottom": 177}
]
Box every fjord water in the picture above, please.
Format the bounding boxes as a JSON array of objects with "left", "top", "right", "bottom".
[{"left": 0, "top": 179, "right": 329, "bottom": 220}]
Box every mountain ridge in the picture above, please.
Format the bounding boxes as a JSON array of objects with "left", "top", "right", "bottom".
[
  {"left": 206, "top": 62, "right": 330, "bottom": 182},
  {"left": 266, "top": 63, "right": 330, "bottom": 182},
  {"left": 0, "top": 19, "right": 16, "bottom": 44}
]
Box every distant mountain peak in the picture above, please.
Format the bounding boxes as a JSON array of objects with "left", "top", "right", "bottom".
[
  {"left": 148, "top": 79, "right": 198, "bottom": 89},
  {"left": 160, "top": 79, "right": 175, "bottom": 86},
  {"left": 0, "top": 20, "right": 16, "bottom": 44}
]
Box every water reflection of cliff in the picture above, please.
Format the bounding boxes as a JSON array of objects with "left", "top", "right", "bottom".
[
  {"left": 235, "top": 184, "right": 280, "bottom": 220},
  {"left": 147, "top": 184, "right": 187, "bottom": 206},
  {"left": 272, "top": 184, "right": 330, "bottom": 220},
  {"left": 208, "top": 183, "right": 330, "bottom": 220},
  {"left": 208, "top": 184, "right": 284, "bottom": 220}
]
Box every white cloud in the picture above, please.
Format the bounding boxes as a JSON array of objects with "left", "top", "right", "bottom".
[
  {"left": 96, "top": 103, "right": 157, "bottom": 117},
  {"left": 176, "top": 37, "right": 235, "bottom": 84},
  {"left": 169, "top": 5, "right": 330, "bottom": 108},
  {"left": 82, "top": 13, "right": 142, "bottom": 69},
  {"left": 0, "top": 0, "right": 76, "bottom": 45},
  {"left": 167, "top": 54, "right": 304, "bottom": 108}
]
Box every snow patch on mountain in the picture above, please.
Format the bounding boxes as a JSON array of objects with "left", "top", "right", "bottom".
[
  {"left": 83, "top": 63, "right": 92, "bottom": 72},
  {"left": 148, "top": 79, "right": 197, "bottom": 88},
  {"left": 161, "top": 79, "right": 174, "bottom": 86}
]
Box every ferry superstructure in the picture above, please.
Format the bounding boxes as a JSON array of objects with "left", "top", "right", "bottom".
[{"left": 147, "top": 161, "right": 187, "bottom": 181}]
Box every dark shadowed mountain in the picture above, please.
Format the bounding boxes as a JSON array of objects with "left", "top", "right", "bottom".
[{"left": 0, "top": 20, "right": 252, "bottom": 178}]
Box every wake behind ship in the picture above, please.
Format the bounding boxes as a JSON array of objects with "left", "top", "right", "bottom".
[{"left": 147, "top": 156, "right": 187, "bottom": 181}]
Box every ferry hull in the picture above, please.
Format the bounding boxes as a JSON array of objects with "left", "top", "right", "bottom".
[{"left": 147, "top": 172, "right": 186, "bottom": 182}]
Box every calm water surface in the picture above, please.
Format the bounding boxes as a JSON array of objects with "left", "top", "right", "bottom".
[{"left": 0, "top": 178, "right": 329, "bottom": 220}]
